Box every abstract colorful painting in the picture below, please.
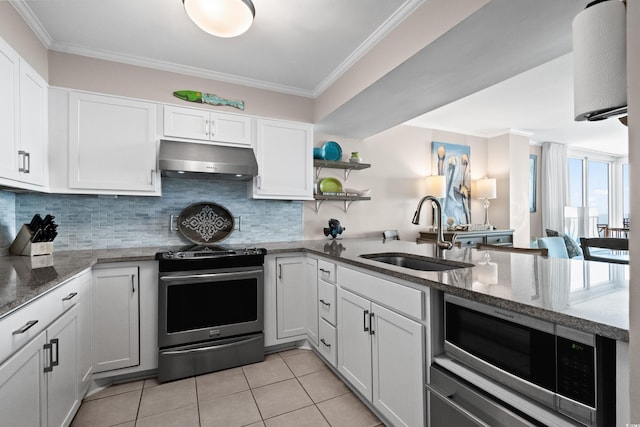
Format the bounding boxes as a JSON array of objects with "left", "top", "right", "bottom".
[{"left": 431, "top": 142, "right": 471, "bottom": 225}]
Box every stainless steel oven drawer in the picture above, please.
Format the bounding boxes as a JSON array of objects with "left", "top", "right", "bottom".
[{"left": 158, "top": 333, "right": 264, "bottom": 383}]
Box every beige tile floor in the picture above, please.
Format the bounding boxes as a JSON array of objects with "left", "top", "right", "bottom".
[{"left": 71, "top": 348, "right": 384, "bottom": 427}]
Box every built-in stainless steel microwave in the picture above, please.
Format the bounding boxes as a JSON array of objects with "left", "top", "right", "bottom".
[{"left": 443, "top": 294, "right": 616, "bottom": 426}]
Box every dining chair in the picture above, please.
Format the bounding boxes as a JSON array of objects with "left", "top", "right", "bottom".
[
  {"left": 596, "top": 224, "right": 608, "bottom": 238},
  {"left": 475, "top": 243, "right": 548, "bottom": 257},
  {"left": 579, "top": 237, "right": 629, "bottom": 264}
]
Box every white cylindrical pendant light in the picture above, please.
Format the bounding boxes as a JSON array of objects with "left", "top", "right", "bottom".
[
  {"left": 572, "top": 0, "right": 627, "bottom": 121},
  {"left": 183, "top": 0, "right": 255, "bottom": 38}
]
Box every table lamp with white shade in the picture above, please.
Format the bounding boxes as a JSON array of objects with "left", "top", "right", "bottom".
[{"left": 474, "top": 177, "right": 497, "bottom": 229}]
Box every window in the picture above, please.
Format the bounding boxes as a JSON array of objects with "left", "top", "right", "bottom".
[{"left": 567, "top": 156, "right": 610, "bottom": 225}]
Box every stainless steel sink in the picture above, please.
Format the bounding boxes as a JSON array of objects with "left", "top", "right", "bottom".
[{"left": 359, "top": 252, "right": 473, "bottom": 271}]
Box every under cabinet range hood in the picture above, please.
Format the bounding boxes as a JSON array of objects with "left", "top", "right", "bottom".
[{"left": 158, "top": 140, "right": 258, "bottom": 180}]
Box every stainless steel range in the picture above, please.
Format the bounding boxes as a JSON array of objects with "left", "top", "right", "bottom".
[{"left": 156, "top": 245, "right": 267, "bottom": 383}]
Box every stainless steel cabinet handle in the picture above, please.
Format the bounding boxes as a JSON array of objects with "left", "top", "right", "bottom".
[
  {"left": 150, "top": 169, "right": 155, "bottom": 185},
  {"left": 18, "top": 150, "right": 26, "bottom": 172},
  {"left": 44, "top": 338, "right": 60, "bottom": 373},
  {"left": 12, "top": 320, "right": 38, "bottom": 335},
  {"left": 24, "top": 152, "right": 30, "bottom": 173},
  {"left": 62, "top": 292, "right": 78, "bottom": 301},
  {"left": 278, "top": 264, "right": 282, "bottom": 279},
  {"left": 204, "top": 119, "right": 209, "bottom": 136},
  {"left": 363, "top": 310, "right": 369, "bottom": 332},
  {"left": 319, "top": 268, "right": 330, "bottom": 274},
  {"left": 131, "top": 274, "right": 136, "bottom": 293},
  {"left": 319, "top": 299, "right": 331, "bottom": 307},
  {"left": 210, "top": 118, "right": 215, "bottom": 136},
  {"left": 369, "top": 312, "right": 375, "bottom": 335},
  {"left": 43, "top": 341, "right": 53, "bottom": 372},
  {"left": 50, "top": 338, "right": 59, "bottom": 368},
  {"left": 320, "top": 338, "right": 331, "bottom": 348}
]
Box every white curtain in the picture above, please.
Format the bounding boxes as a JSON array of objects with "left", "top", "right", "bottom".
[{"left": 541, "top": 142, "right": 568, "bottom": 233}]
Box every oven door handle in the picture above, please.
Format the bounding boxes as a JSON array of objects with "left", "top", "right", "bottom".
[
  {"left": 160, "top": 270, "right": 263, "bottom": 282},
  {"left": 161, "top": 335, "right": 262, "bottom": 355}
]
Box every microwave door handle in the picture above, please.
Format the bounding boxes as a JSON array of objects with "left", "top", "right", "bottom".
[{"left": 160, "top": 270, "right": 263, "bottom": 282}]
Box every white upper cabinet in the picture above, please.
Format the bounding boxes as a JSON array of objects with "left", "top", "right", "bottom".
[
  {"left": 251, "top": 118, "right": 314, "bottom": 200},
  {"left": 0, "top": 37, "right": 20, "bottom": 182},
  {"left": 19, "top": 60, "right": 48, "bottom": 186},
  {"left": 163, "top": 105, "right": 252, "bottom": 147},
  {"left": 68, "top": 91, "right": 159, "bottom": 194},
  {"left": 0, "top": 36, "right": 48, "bottom": 189}
]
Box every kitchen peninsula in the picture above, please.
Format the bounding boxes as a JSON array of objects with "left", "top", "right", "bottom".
[{"left": 0, "top": 238, "right": 630, "bottom": 426}]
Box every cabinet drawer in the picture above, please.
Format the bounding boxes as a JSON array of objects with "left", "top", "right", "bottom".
[
  {"left": 485, "top": 234, "right": 513, "bottom": 246},
  {"left": 455, "top": 236, "right": 484, "bottom": 248},
  {"left": 338, "top": 266, "right": 423, "bottom": 320},
  {"left": 317, "top": 318, "right": 336, "bottom": 367},
  {"left": 318, "top": 259, "right": 336, "bottom": 283},
  {"left": 0, "top": 274, "right": 84, "bottom": 363},
  {"left": 318, "top": 280, "right": 336, "bottom": 325}
]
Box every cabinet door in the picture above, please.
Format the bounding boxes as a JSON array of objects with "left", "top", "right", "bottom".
[
  {"left": 92, "top": 266, "right": 140, "bottom": 372},
  {"left": 371, "top": 303, "right": 424, "bottom": 427},
  {"left": 0, "top": 37, "right": 20, "bottom": 181},
  {"left": 163, "top": 105, "right": 209, "bottom": 141},
  {"left": 210, "top": 112, "right": 252, "bottom": 146},
  {"left": 0, "top": 330, "right": 47, "bottom": 427},
  {"left": 18, "top": 60, "right": 48, "bottom": 186},
  {"left": 76, "top": 270, "right": 93, "bottom": 394},
  {"left": 276, "top": 257, "right": 307, "bottom": 339},
  {"left": 253, "top": 119, "right": 314, "bottom": 200},
  {"left": 46, "top": 304, "right": 80, "bottom": 427},
  {"left": 337, "top": 288, "right": 372, "bottom": 399},
  {"left": 304, "top": 257, "right": 318, "bottom": 346},
  {"left": 69, "top": 92, "right": 158, "bottom": 192}
]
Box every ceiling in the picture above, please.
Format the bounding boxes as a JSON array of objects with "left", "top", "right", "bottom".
[{"left": 12, "top": 0, "right": 628, "bottom": 156}]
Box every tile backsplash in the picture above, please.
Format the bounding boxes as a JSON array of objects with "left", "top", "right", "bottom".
[{"left": 5, "top": 179, "right": 303, "bottom": 253}]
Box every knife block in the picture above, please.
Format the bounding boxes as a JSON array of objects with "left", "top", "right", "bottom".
[{"left": 10, "top": 224, "right": 54, "bottom": 256}]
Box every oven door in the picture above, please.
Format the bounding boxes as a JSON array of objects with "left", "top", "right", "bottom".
[{"left": 158, "top": 265, "right": 264, "bottom": 349}]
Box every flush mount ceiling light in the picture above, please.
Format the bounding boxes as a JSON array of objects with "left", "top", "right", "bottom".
[{"left": 183, "top": 0, "right": 255, "bottom": 38}]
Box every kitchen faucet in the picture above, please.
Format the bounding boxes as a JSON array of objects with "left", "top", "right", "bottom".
[{"left": 412, "top": 196, "right": 453, "bottom": 251}]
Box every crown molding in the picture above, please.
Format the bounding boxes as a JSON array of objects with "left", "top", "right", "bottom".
[
  {"left": 10, "top": 1, "right": 53, "bottom": 48},
  {"left": 313, "top": 0, "right": 424, "bottom": 98}
]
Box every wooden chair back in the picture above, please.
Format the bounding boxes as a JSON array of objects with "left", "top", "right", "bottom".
[
  {"left": 475, "top": 243, "right": 548, "bottom": 257},
  {"left": 579, "top": 237, "right": 629, "bottom": 264}
]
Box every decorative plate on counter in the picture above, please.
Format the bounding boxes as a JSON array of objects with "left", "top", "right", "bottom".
[{"left": 178, "top": 202, "right": 234, "bottom": 244}]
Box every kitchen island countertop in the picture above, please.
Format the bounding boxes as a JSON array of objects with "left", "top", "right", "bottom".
[{"left": 0, "top": 239, "right": 629, "bottom": 341}]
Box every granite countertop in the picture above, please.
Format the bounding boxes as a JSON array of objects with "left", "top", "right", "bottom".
[{"left": 0, "top": 239, "right": 629, "bottom": 341}]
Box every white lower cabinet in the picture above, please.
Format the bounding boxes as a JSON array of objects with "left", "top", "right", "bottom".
[
  {"left": 317, "top": 318, "right": 337, "bottom": 367},
  {"left": 275, "top": 256, "right": 318, "bottom": 341},
  {"left": 0, "top": 304, "right": 80, "bottom": 427},
  {"left": 338, "top": 287, "right": 424, "bottom": 427},
  {"left": 92, "top": 266, "right": 140, "bottom": 373}
]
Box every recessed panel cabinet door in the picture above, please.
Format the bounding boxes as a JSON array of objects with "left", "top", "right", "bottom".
[
  {"left": 0, "top": 330, "right": 47, "bottom": 427},
  {"left": 0, "top": 37, "right": 20, "bottom": 181},
  {"left": 337, "top": 288, "right": 372, "bottom": 398},
  {"left": 93, "top": 266, "right": 140, "bottom": 372},
  {"left": 252, "top": 119, "right": 313, "bottom": 200},
  {"left": 276, "top": 257, "right": 307, "bottom": 339},
  {"left": 69, "top": 92, "right": 158, "bottom": 192},
  {"left": 371, "top": 302, "right": 424, "bottom": 427}
]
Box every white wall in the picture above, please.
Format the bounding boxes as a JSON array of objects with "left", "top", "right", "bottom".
[
  {"left": 487, "top": 132, "right": 531, "bottom": 246},
  {"left": 304, "top": 125, "right": 489, "bottom": 241}
]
